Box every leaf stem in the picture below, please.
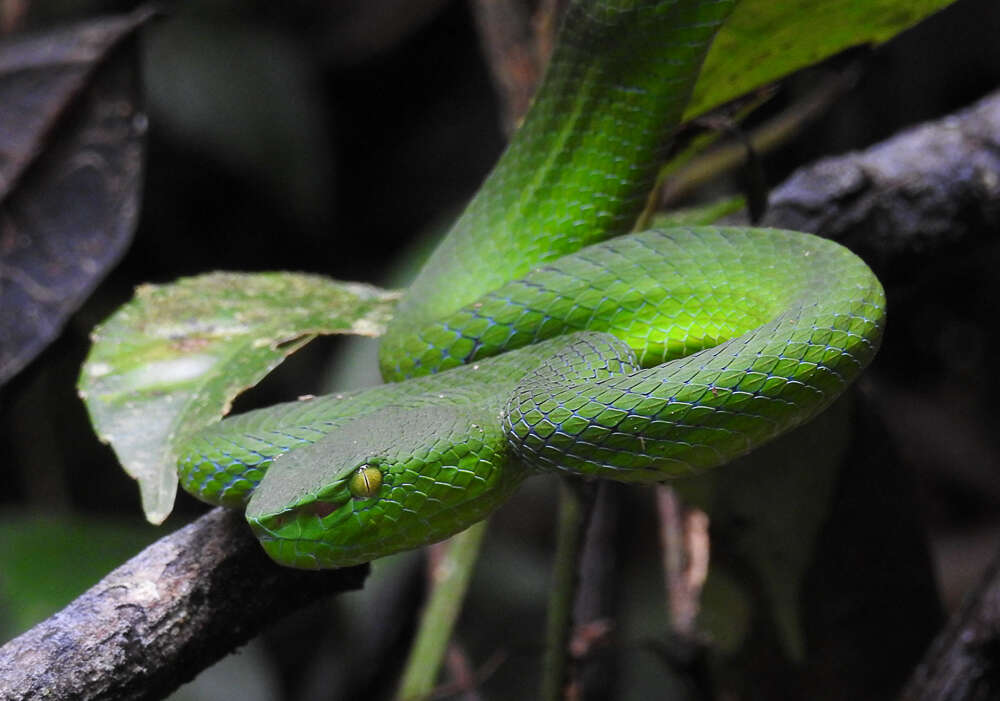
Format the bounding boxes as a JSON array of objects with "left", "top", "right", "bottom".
[
  {"left": 396, "top": 520, "right": 488, "bottom": 700},
  {"left": 540, "top": 478, "right": 597, "bottom": 701}
]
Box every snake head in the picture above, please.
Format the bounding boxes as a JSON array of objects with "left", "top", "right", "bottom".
[{"left": 245, "top": 404, "right": 526, "bottom": 569}]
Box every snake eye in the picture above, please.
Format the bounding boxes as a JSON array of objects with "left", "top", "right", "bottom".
[{"left": 348, "top": 464, "right": 383, "bottom": 499}]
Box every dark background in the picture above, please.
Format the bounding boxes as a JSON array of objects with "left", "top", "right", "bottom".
[{"left": 3, "top": 0, "right": 1000, "bottom": 698}]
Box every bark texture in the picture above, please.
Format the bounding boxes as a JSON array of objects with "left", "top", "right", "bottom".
[
  {"left": 762, "top": 90, "right": 1000, "bottom": 270},
  {"left": 0, "top": 508, "right": 368, "bottom": 701},
  {"left": 899, "top": 546, "right": 1000, "bottom": 701}
]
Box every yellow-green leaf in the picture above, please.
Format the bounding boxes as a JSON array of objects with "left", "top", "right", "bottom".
[
  {"left": 78, "top": 272, "right": 400, "bottom": 524},
  {"left": 686, "top": 0, "right": 957, "bottom": 119}
]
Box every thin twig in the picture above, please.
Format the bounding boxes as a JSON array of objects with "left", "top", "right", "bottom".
[
  {"left": 540, "top": 478, "right": 598, "bottom": 701},
  {"left": 567, "top": 482, "right": 622, "bottom": 699},
  {"left": 660, "top": 67, "right": 860, "bottom": 207},
  {"left": 432, "top": 649, "right": 508, "bottom": 700},
  {"left": 656, "top": 485, "right": 710, "bottom": 636},
  {"left": 396, "top": 520, "right": 489, "bottom": 701}
]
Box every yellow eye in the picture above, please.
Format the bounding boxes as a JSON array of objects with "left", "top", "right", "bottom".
[{"left": 348, "top": 465, "right": 382, "bottom": 499}]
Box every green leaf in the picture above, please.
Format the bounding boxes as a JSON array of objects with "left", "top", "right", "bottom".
[
  {"left": 686, "top": 0, "right": 957, "bottom": 119},
  {"left": 78, "top": 272, "right": 400, "bottom": 524}
]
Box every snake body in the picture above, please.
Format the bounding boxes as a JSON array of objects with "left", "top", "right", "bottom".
[{"left": 177, "top": 0, "right": 886, "bottom": 569}]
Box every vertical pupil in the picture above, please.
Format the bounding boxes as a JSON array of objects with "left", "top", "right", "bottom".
[{"left": 349, "top": 464, "right": 382, "bottom": 499}]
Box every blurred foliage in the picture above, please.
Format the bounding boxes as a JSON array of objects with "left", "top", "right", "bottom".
[
  {"left": 142, "top": 9, "right": 336, "bottom": 232},
  {"left": 0, "top": 513, "right": 158, "bottom": 639}
]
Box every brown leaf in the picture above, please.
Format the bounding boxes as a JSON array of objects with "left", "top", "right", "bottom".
[{"left": 0, "top": 7, "right": 154, "bottom": 385}]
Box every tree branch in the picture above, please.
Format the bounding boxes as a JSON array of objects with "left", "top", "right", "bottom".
[
  {"left": 0, "top": 508, "right": 368, "bottom": 701},
  {"left": 762, "top": 88, "right": 1000, "bottom": 268},
  {"left": 899, "top": 544, "right": 1000, "bottom": 701}
]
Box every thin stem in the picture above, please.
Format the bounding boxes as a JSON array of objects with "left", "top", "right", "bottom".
[
  {"left": 540, "top": 478, "right": 597, "bottom": 701},
  {"left": 469, "top": 0, "right": 541, "bottom": 134},
  {"left": 634, "top": 89, "right": 773, "bottom": 231},
  {"left": 656, "top": 485, "right": 710, "bottom": 634},
  {"left": 660, "top": 67, "right": 859, "bottom": 206},
  {"left": 396, "top": 520, "right": 489, "bottom": 701}
]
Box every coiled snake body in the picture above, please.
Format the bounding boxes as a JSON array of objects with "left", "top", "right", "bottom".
[{"left": 178, "top": 0, "right": 885, "bottom": 568}]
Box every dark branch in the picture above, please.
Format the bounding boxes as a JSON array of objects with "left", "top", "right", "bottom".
[
  {"left": 762, "top": 89, "right": 1000, "bottom": 270},
  {"left": 899, "top": 544, "right": 1000, "bottom": 701},
  {"left": 0, "top": 508, "right": 368, "bottom": 701}
]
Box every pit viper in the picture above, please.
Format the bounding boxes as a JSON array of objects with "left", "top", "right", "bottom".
[{"left": 177, "top": 0, "right": 885, "bottom": 569}]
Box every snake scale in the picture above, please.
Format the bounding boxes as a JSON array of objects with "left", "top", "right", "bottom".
[{"left": 177, "top": 0, "right": 886, "bottom": 569}]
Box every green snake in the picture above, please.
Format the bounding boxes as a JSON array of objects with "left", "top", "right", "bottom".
[{"left": 178, "top": 0, "right": 885, "bottom": 569}]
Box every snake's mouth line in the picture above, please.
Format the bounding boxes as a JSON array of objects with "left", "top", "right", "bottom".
[
  {"left": 253, "top": 531, "right": 320, "bottom": 545},
  {"left": 249, "top": 495, "right": 352, "bottom": 532},
  {"left": 252, "top": 531, "right": 374, "bottom": 570},
  {"left": 251, "top": 517, "right": 409, "bottom": 566}
]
